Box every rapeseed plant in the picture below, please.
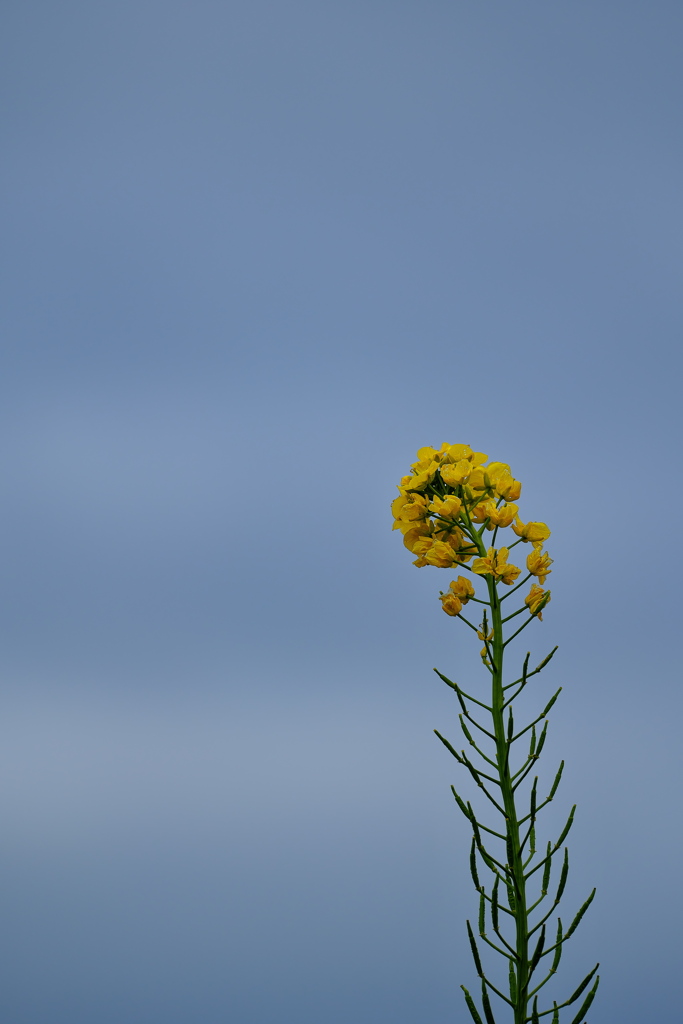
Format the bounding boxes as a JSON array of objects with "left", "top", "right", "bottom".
[{"left": 392, "top": 443, "right": 598, "bottom": 1024}]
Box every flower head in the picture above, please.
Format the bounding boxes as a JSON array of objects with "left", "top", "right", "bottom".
[
  {"left": 402, "top": 523, "right": 432, "bottom": 553},
  {"left": 469, "top": 498, "right": 497, "bottom": 524},
  {"left": 512, "top": 517, "right": 551, "bottom": 546},
  {"left": 486, "top": 502, "right": 519, "bottom": 529},
  {"left": 494, "top": 471, "right": 522, "bottom": 501},
  {"left": 391, "top": 492, "right": 431, "bottom": 529},
  {"left": 525, "top": 584, "right": 551, "bottom": 619},
  {"left": 438, "top": 591, "right": 463, "bottom": 617},
  {"left": 449, "top": 575, "right": 476, "bottom": 603},
  {"left": 526, "top": 547, "right": 553, "bottom": 584},
  {"left": 472, "top": 547, "right": 522, "bottom": 585},
  {"left": 429, "top": 494, "right": 463, "bottom": 520},
  {"left": 424, "top": 540, "right": 461, "bottom": 568},
  {"left": 440, "top": 459, "right": 474, "bottom": 487}
]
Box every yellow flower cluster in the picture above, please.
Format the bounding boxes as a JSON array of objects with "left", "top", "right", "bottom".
[{"left": 392, "top": 443, "right": 553, "bottom": 618}]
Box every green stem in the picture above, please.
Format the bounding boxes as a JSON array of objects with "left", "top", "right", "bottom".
[{"left": 488, "top": 574, "right": 530, "bottom": 1024}]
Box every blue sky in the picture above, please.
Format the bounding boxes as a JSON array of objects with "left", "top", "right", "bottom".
[{"left": 1, "top": 2, "right": 681, "bottom": 1021}]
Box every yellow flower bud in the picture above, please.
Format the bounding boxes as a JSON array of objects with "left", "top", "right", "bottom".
[
  {"left": 525, "top": 584, "right": 550, "bottom": 620},
  {"left": 439, "top": 591, "right": 463, "bottom": 616}
]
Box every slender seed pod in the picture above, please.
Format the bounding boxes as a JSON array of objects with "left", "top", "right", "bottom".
[
  {"left": 551, "top": 919, "right": 564, "bottom": 973},
  {"left": 541, "top": 841, "right": 552, "bottom": 894},
  {"left": 470, "top": 838, "right": 481, "bottom": 890},
  {"left": 491, "top": 877, "right": 500, "bottom": 932},
  {"left": 555, "top": 805, "right": 576, "bottom": 849},
  {"left": 528, "top": 924, "right": 546, "bottom": 976},
  {"left": 508, "top": 960, "right": 517, "bottom": 1003},
  {"left": 567, "top": 975, "right": 600, "bottom": 1024},
  {"left": 564, "top": 889, "right": 596, "bottom": 941},
  {"left": 530, "top": 995, "right": 540, "bottom": 1024},
  {"left": 460, "top": 714, "right": 476, "bottom": 747},
  {"left": 554, "top": 848, "right": 569, "bottom": 904},
  {"left": 451, "top": 785, "right": 473, "bottom": 821},
  {"left": 547, "top": 761, "right": 565, "bottom": 801},
  {"left": 480, "top": 980, "right": 497, "bottom": 1024},
  {"left": 534, "top": 647, "right": 558, "bottom": 673},
  {"left": 461, "top": 985, "right": 485, "bottom": 1024},
  {"left": 506, "top": 830, "right": 515, "bottom": 869},
  {"left": 529, "top": 776, "right": 538, "bottom": 818},
  {"left": 467, "top": 920, "right": 484, "bottom": 977},
  {"left": 565, "top": 963, "right": 600, "bottom": 1007},
  {"left": 540, "top": 687, "right": 562, "bottom": 717},
  {"left": 534, "top": 720, "right": 549, "bottom": 760},
  {"left": 479, "top": 891, "right": 486, "bottom": 935}
]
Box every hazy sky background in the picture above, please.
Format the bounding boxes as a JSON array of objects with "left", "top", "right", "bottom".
[{"left": 1, "top": 2, "right": 681, "bottom": 1022}]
